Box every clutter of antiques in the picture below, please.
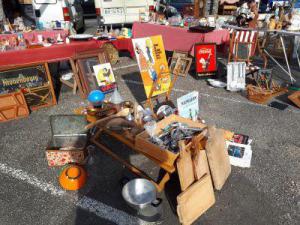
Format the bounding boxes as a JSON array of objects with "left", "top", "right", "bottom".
[{"left": 0, "top": 0, "right": 300, "bottom": 224}]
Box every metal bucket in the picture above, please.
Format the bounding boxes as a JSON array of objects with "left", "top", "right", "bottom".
[{"left": 122, "top": 179, "right": 162, "bottom": 222}]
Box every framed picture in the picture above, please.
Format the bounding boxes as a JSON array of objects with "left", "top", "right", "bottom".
[
  {"left": 168, "top": 50, "right": 189, "bottom": 73},
  {"left": 74, "top": 49, "right": 111, "bottom": 97},
  {"left": 0, "top": 63, "right": 56, "bottom": 110},
  {"left": 93, "top": 63, "right": 117, "bottom": 93},
  {"left": 173, "top": 57, "right": 192, "bottom": 77},
  {"left": 256, "top": 69, "right": 272, "bottom": 90},
  {"left": 194, "top": 43, "right": 217, "bottom": 76},
  {"left": 132, "top": 35, "right": 171, "bottom": 98}
]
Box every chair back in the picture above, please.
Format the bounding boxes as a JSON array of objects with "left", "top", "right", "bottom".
[{"left": 228, "top": 30, "right": 258, "bottom": 63}]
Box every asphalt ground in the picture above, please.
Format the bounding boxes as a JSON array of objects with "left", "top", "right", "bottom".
[{"left": 0, "top": 20, "right": 300, "bottom": 225}]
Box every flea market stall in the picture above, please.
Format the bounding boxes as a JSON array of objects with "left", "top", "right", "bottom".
[{"left": 0, "top": 0, "right": 300, "bottom": 224}]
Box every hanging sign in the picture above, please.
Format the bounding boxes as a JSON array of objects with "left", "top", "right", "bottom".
[{"left": 132, "top": 35, "right": 171, "bottom": 98}]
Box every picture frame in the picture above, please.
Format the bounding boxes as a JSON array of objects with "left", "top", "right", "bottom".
[
  {"left": 256, "top": 69, "right": 272, "bottom": 90},
  {"left": 0, "top": 62, "right": 57, "bottom": 111},
  {"left": 194, "top": 43, "right": 217, "bottom": 76},
  {"left": 168, "top": 50, "right": 189, "bottom": 73},
  {"left": 73, "top": 49, "right": 111, "bottom": 98},
  {"left": 173, "top": 57, "right": 192, "bottom": 77},
  {"left": 93, "top": 63, "right": 117, "bottom": 94}
]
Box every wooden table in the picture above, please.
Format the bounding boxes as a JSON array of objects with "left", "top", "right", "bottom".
[
  {"left": 0, "top": 39, "right": 134, "bottom": 68},
  {"left": 132, "top": 22, "right": 230, "bottom": 55},
  {"left": 91, "top": 126, "right": 175, "bottom": 192}
]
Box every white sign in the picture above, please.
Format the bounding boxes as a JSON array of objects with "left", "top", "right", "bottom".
[
  {"left": 226, "top": 141, "right": 252, "bottom": 168},
  {"left": 177, "top": 91, "right": 199, "bottom": 120}
]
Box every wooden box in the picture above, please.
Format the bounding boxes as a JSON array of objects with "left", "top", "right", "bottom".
[
  {"left": 288, "top": 91, "right": 300, "bottom": 108},
  {"left": 135, "top": 115, "right": 206, "bottom": 167},
  {"left": 0, "top": 91, "right": 29, "bottom": 122}
]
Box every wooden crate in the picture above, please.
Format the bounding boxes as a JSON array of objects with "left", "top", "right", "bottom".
[
  {"left": 0, "top": 91, "right": 29, "bottom": 122},
  {"left": 135, "top": 114, "right": 206, "bottom": 167},
  {"left": 247, "top": 85, "right": 288, "bottom": 104},
  {"left": 288, "top": 91, "right": 300, "bottom": 108}
]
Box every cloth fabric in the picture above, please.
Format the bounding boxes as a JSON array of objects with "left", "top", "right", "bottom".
[
  {"left": 133, "top": 22, "right": 205, "bottom": 53},
  {"left": 132, "top": 22, "right": 230, "bottom": 55},
  {"left": 0, "top": 39, "right": 134, "bottom": 67}
]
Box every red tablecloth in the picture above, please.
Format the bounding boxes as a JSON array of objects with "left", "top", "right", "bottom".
[
  {"left": 0, "top": 39, "right": 134, "bottom": 68},
  {"left": 132, "top": 22, "right": 230, "bottom": 55},
  {"left": 0, "top": 30, "right": 69, "bottom": 44},
  {"left": 133, "top": 22, "right": 204, "bottom": 53}
]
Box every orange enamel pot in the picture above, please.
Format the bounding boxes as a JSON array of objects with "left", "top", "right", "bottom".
[{"left": 59, "top": 165, "right": 87, "bottom": 191}]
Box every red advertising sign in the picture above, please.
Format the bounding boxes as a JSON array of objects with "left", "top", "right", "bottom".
[{"left": 195, "top": 43, "right": 217, "bottom": 76}]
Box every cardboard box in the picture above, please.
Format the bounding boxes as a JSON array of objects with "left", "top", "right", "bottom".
[
  {"left": 0, "top": 91, "right": 29, "bottom": 122},
  {"left": 135, "top": 115, "right": 206, "bottom": 167}
]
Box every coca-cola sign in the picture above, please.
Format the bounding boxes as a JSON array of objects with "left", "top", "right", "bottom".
[{"left": 195, "top": 43, "right": 217, "bottom": 76}]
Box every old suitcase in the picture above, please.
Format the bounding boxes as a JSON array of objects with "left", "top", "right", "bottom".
[{"left": 46, "top": 115, "right": 88, "bottom": 166}]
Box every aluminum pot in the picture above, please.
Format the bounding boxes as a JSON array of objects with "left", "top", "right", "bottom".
[{"left": 122, "top": 179, "right": 162, "bottom": 222}]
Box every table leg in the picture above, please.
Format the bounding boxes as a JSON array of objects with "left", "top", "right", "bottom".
[
  {"left": 92, "top": 134, "right": 169, "bottom": 192},
  {"left": 295, "top": 38, "right": 300, "bottom": 69},
  {"left": 280, "top": 35, "right": 296, "bottom": 83}
]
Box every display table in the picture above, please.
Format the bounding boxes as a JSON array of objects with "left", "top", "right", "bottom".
[
  {"left": 91, "top": 125, "right": 175, "bottom": 192},
  {"left": 132, "top": 22, "right": 230, "bottom": 55},
  {"left": 0, "top": 38, "right": 134, "bottom": 68},
  {"left": 0, "top": 30, "right": 69, "bottom": 44},
  {"left": 223, "top": 24, "right": 300, "bottom": 83}
]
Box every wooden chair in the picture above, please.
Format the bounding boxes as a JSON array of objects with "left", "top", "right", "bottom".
[
  {"left": 228, "top": 30, "right": 261, "bottom": 77},
  {"left": 228, "top": 30, "right": 258, "bottom": 64}
]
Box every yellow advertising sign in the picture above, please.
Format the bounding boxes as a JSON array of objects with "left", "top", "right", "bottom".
[{"left": 132, "top": 35, "right": 171, "bottom": 98}]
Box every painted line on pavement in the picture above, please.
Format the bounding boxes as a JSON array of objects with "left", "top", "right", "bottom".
[
  {"left": 0, "top": 162, "right": 149, "bottom": 225},
  {"left": 121, "top": 79, "right": 300, "bottom": 114},
  {"left": 0, "top": 162, "right": 65, "bottom": 196}
]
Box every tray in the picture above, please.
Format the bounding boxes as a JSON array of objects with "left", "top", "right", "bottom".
[{"left": 0, "top": 91, "right": 29, "bottom": 122}]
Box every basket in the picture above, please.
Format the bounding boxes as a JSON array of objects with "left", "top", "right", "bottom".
[
  {"left": 247, "top": 85, "right": 274, "bottom": 104},
  {"left": 247, "top": 85, "right": 288, "bottom": 104}
]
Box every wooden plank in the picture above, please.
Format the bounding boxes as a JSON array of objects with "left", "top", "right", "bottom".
[{"left": 176, "top": 141, "right": 195, "bottom": 191}]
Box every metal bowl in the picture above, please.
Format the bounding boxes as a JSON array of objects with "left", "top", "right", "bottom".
[{"left": 122, "top": 179, "right": 156, "bottom": 209}]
